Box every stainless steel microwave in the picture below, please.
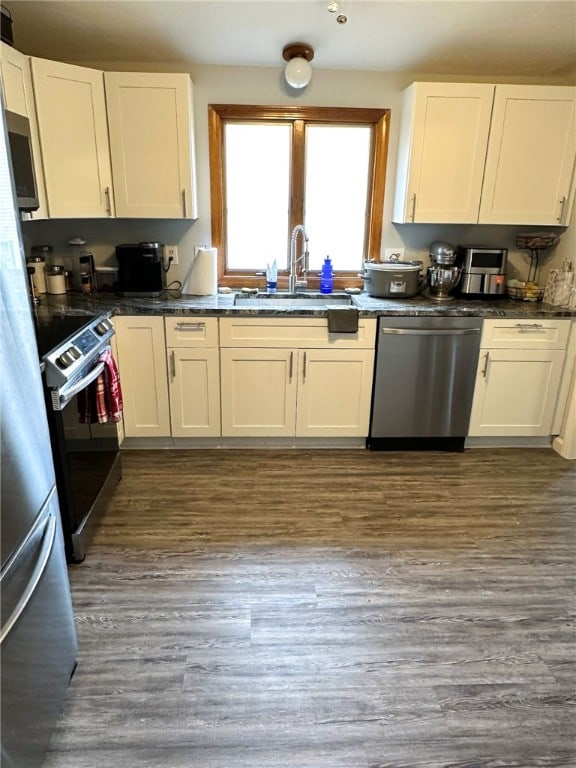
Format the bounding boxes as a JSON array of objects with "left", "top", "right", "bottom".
[{"left": 5, "top": 110, "right": 39, "bottom": 212}]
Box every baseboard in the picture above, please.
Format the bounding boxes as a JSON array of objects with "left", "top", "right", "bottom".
[
  {"left": 465, "top": 436, "right": 553, "bottom": 449},
  {"left": 120, "top": 436, "right": 367, "bottom": 450},
  {"left": 552, "top": 435, "right": 576, "bottom": 460}
]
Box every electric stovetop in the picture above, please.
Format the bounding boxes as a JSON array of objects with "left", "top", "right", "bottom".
[{"left": 33, "top": 312, "right": 100, "bottom": 357}]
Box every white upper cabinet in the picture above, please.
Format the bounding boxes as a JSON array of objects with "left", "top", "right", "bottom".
[
  {"left": 30, "top": 57, "right": 114, "bottom": 218},
  {"left": 393, "top": 82, "right": 576, "bottom": 226},
  {"left": 104, "top": 72, "right": 197, "bottom": 219},
  {"left": 479, "top": 85, "right": 576, "bottom": 225},
  {"left": 0, "top": 43, "right": 49, "bottom": 219},
  {"left": 393, "top": 82, "right": 495, "bottom": 224}
]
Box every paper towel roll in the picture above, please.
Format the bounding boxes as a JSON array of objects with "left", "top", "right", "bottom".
[{"left": 185, "top": 247, "right": 217, "bottom": 295}]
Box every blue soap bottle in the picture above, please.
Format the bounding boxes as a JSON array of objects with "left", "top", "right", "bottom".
[{"left": 320, "top": 256, "right": 333, "bottom": 294}]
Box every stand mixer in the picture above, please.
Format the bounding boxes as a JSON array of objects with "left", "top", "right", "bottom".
[{"left": 426, "top": 241, "right": 460, "bottom": 300}]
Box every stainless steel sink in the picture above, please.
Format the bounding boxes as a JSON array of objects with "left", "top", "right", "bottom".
[{"left": 233, "top": 292, "right": 354, "bottom": 308}]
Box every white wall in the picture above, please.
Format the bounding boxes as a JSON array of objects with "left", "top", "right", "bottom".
[{"left": 22, "top": 62, "right": 575, "bottom": 289}]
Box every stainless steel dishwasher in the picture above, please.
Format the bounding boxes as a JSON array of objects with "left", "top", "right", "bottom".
[{"left": 368, "top": 316, "right": 482, "bottom": 451}]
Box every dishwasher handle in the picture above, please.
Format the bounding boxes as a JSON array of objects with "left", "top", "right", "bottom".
[{"left": 380, "top": 327, "right": 481, "bottom": 336}]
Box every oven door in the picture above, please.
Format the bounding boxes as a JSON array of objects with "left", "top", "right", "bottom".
[{"left": 45, "top": 355, "right": 121, "bottom": 563}]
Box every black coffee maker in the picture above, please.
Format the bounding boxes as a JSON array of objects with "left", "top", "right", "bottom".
[{"left": 116, "top": 242, "right": 165, "bottom": 297}]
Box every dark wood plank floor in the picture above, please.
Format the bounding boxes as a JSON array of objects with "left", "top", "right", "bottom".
[{"left": 45, "top": 448, "right": 576, "bottom": 768}]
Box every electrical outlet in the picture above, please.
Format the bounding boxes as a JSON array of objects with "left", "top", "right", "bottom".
[
  {"left": 165, "top": 245, "right": 179, "bottom": 265},
  {"left": 384, "top": 247, "right": 405, "bottom": 261}
]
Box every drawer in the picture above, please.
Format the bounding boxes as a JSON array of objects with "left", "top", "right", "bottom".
[
  {"left": 480, "top": 318, "right": 571, "bottom": 349},
  {"left": 219, "top": 317, "right": 377, "bottom": 349},
  {"left": 164, "top": 317, "right": 219, "bottom": 348}
]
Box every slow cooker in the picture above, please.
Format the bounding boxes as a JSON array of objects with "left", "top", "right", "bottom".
[{"left": 360, "top": 260, "right": 423, "bottom": 298}]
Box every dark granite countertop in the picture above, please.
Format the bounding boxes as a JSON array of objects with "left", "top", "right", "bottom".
[{"left": 33, "top": 290, "right": 576, "bottom": 321}]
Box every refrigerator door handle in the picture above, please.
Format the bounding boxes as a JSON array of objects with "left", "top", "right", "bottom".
[{"left": 0, "top": 514, "right": 56, "bottom": 644}]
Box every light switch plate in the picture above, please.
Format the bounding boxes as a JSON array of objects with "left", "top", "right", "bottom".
[
  {"left": 384, "top": 247, "right": 405, "bottom": 260},
  {"left": 165, "top": 245, "right": 179, "bottom": 265}
]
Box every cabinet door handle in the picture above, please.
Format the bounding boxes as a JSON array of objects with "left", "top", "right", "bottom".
[
  {"left": 514, "top": 323, "right": 544, "bottom": 331},
  {"left": 481, "top": 351, "right": 490, "bottom": 378},
  {"left": 557, "top": 196, "right": 567, "bottom": 224},
  {"left": 302, "top": 351, "right": 307, "bottom": 381},
  {"left": 175, "top": 322, "right": 205, "bottom": 331},
  {"left": 410, "top": 193, "right": 416, "bottom": 222},
  {"left": 170, "top": 350, "right": 176, "bottom": 380},
  {"left": 104, "top": 186, "right": 112, "bottom": 216},
  {"left": 182, "top": 189, "right": 187, "bottom": 218},
  {"left": 289, "top": 351, "right": 294, "bottom": 381}
]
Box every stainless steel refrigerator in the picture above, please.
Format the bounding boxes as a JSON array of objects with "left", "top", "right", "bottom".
[{"left": 0, "top": 103, "right": 77, "bottom": 765}]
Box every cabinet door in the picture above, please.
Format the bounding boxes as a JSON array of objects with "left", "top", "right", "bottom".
[
  {"left": 468, "top": 348, "right": 566, "bottom": 437},
  {"left": 105, "top": 72, "right": 197, "bottom": 219},
  {"left": 220, "top": 348, "right": 297, "bottom": 437},
  {"left": 168, "top": 348, "right": 220, "bottom": 437},
  {"left": 114, "top": 316, "right": 170, "bottom": 438},
  {"left": 31, "top": 57, "right": 114, "bottom": 218},
  {"left": 479, "top": 85, "right": 576, "bottom": 225},
  {"left": 393, "top": 82, "right": 494, "bottom": 223},
  {"left": 296, "top": 349, "right": 374, "bottom": 437},
  {"left": 0, "top": 43, "right": 49, "bottom": 219}
]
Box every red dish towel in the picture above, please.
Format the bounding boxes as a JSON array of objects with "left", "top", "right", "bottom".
[{"left": 78, "top": 349, "right": 123, "bottom": 424}]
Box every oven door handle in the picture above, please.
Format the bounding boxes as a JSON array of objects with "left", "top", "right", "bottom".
[{"left": 57, "top": 360, "right": 106, "bottom": 408}]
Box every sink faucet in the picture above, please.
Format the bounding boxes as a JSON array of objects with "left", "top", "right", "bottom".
[{"left": 289, "top": 224, "right": 309, "bottom": 293}]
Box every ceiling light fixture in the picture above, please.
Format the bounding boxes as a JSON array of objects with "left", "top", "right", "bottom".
[
  {"left": 282, "top": 43, "right": 314, "bottom": 89},
  {"left": 327, "top": 0, "right": 348, "bottom": 23}
]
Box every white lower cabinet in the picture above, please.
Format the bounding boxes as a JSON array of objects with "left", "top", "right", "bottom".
[
  {"left": 220, "top": 348, "right": 296, "bottom": 437},
  {"left": 219, "top": 318, "right": 376, "bottom": 438},
  {"left": 468, "top": 319, "right": 570, "bottom": 437},
  {"left": 166, "top": 318, "right": 220, "bottom": 437},
  {"left": 295, "top": 349, "right": 375, "bottom": 437},
  {"left": 114, "top": 316, "right": 171, "bottom": 438}
]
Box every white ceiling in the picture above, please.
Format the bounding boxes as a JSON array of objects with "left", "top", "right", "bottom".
[{"left": 4, "top": 0, "right": 576, "bottom": 79}]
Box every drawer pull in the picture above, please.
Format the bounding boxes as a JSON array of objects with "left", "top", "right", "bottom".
[
  {"left": 170, "top": 350, "right": 176, "bottom": 380},
  {"left": 289, "top": 351, "right": 294, "bottom": 381},
  {"left": 302, "top": 351, "right": 307, "bottom": 381},
  {"left": 175, "top": 322, "right": 206, "bottom": 331},
  {"left": 514, "top": 323, "right": 544, "bottom": 331}
]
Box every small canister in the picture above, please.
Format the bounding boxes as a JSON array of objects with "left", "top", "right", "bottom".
[
  {"left": 26, "top": 254, "right": 47, "bottom": 294},
  {"left": 79, "top": 253, "right": 95, "bottom": 294},
  {"left": 46, "top": 264, "right": 67, "bottom": 295}
]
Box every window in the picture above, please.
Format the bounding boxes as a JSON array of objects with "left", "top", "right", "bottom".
[{"left": 208, "top": 105, "right": 390, "bottom": 289}]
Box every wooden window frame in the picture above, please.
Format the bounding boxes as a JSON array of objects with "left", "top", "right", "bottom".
[{"left": 208, "top": 104, "right": 390, "bottom": 290}]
